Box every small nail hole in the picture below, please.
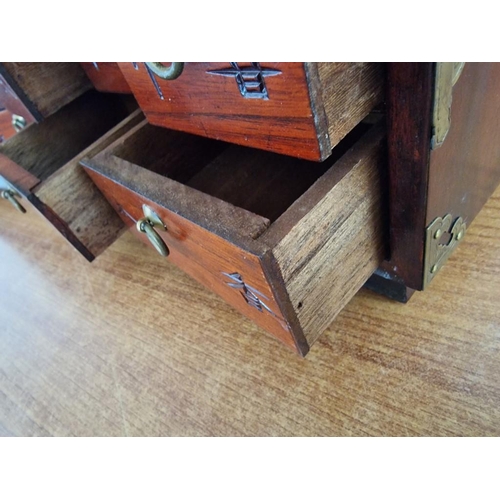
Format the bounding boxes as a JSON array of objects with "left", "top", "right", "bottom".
[{"left": 297, "top": 302, "right": 303, "bottom": 309}]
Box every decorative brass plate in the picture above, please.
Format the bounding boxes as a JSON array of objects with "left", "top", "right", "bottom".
[
  {"left": 423, "top": 214, "right": 466, "bottom": 288},
  {"left": 431, "top": 62, "right": 466, "bottom": 149}
]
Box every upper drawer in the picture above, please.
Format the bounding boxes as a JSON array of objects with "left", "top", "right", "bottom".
[
  {"left": 80, "top": 63, "right": 131, "bottom": 94},
  {"left": 82, "top": 119, "right": 387, "bottom": 355},
  {"left": 0, "top": 91, "right": 140, "bottom": 261},
  {"left": 118, "top": 62, "right": 384, "bottom": 161},
  {"left": 0, "top": 63, "right": 92, "bottom": 122}
]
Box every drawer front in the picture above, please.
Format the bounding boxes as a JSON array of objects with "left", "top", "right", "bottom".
[
  {"left": 82, "top": 121, "right": 386, "bottom": 355},
  {"left": 81, "top": 63, "right": 131, "bottom": 94},
  {"left": 0, "top": 94, "right": 141, "bottom": 261},
  {"left": 118, "top": 62, "right": 383, "bottom": 161},
  {"left": 84, "top": 160, "right": 300, "bottom": 352},
  {"left": 0, "top": 110, "right": 17, "bottom": 143},
  {"left": 0, "top": 74, "right": 36, "bottom": 134}
]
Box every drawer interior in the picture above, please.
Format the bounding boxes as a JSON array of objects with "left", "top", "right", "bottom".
[
  {"left": 0, "top": 90, "right": 134, "bottom": 182},
  {"left": 110, "top": 120, "right": 371, "bottom": 224}
]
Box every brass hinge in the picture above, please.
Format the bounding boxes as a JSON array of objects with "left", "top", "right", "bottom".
[
  {"left": 423, "top": 214, "right": 466, "bottom": 289},
  {"left": 431, "top": 62, "right": 465, "bottom": 149}
]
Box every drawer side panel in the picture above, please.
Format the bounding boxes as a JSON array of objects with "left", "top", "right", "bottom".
[
  {"left": 272, "top": 129, "right": 386, "bottom": 345},
  {"left": 317, "top": 62, "right": 385, "bottom": 151}
]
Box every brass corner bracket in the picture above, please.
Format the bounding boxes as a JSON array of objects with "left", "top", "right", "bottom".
[{"left": 423, "top": 214, "right": 466, "bottom": 289}]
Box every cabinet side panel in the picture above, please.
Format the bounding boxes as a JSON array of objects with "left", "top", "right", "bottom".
[
  {"left": 428, "top": 63, "right": 500, "bottom": 227},
  {"left": 385, "top": 63, "right": 434, "bottom": 290}
]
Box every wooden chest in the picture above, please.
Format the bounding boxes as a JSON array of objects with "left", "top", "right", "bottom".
[{"left": 1, "top": 62, "right": 500, "bottom": 356}]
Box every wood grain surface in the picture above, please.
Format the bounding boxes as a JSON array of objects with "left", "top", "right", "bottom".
[
  {"left": 316, "top": 62, "right": 384, "bottom": 150},
  {"left": 384, "top": 63, "right": 434, "bottom": 290},
  {"left": 1, "top": 186, "right": 499, "bottom": 436},
  {"left": 119, "top": 62, "right": 323, "bottom": 160},
  {"left": 0, "top": 91, "right": 131, "bottom": 182},
  {"left": 119, "top": 63, "right": 382, "bottom": 161},
  {"left": 427, "top": 63, "right": 500, "bottom": 226},
  {"left": 33, "top": 111, "right": 145, "bottom": 259},
  {"left": 270, "top": 126, "right": 386, "bottom": 345}
]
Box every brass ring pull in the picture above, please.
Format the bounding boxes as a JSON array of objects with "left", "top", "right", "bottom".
[
  {"left": 145, "top": 62, "right": 184, "bottom": 80},
  {"left": 1, "top": 189, "right": 26, "bottom": 213},
  {"left": 11, "top": 114, "right": 27, "bottom": 133},
  {"left": 136, "top": 218, "right": 169, "bottom": 257}
]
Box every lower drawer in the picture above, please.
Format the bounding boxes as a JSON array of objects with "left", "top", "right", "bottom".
[
  {"left": 0, "top": 92, "right": 141, "bottom": 261},
  {"left": 82, "top": 121, "right": 387, "bottom": 355}
]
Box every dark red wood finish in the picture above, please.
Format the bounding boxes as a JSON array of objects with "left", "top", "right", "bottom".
[
  {"left": 119, "top": 62, "right": 323, "bottom": 161},
  {"left": 427, "top": 63, "right": 500, "bottom": 227},
  {"left": 381, "top": 62, "right": 500, "bottom": 292},
  {"left": 384, "top": 63, "right": 434, "bottom": 290}
]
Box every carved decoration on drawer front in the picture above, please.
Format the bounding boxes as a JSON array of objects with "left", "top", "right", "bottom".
[
  {"left": 208, "top": 63, "right": 281, "bottom": 99},
  {"left": 132, "top": 62, "right": 165, "bottom": 100},
  {"left": 222, "top": 272, "right": 288, "bottom": 329}
]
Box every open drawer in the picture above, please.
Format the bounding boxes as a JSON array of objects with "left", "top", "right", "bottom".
[
  {"left": 82, "top": 120, "right": 387, "bottom": 355},
  {"left": 0, "top": 91, "right": 143, "bottom": 261},
  {"left": 118, "top": 63, "right": 384, "bottom": 161}
]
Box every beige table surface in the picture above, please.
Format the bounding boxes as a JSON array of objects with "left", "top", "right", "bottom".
[{"left": 0, "top": 186, "right": 499, "bottom": 436}]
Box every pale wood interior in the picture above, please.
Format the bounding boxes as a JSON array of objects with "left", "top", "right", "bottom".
[
  {"left": 111, "top": 122, "right": 228, "bottom": 184},
  {"left": 111, "top": 121, "right": 371, "bottom": 223},
  {"left": 31, "top": 111, "right": 145, "bottom": 259},
  {"left": 270, "top": 126, "right": 387, "bottom": 345},
  {"left": 0, "top": 91, "right": 133, "bottom": 181},
  {"left": 316, "top": 62, "right": 385, "bottom": 150}
]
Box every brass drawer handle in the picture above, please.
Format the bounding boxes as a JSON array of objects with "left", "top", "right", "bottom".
[
  {"left": 1, "top": 189, "right": 26, "bottom": 213},
  {"left": 11, "top": 114, "right": 27, "bottom": 133},
  {"left": 136, "top": 219, "right": 169, "bottom": 257},
  {"left": 145, "top": 62, "right": 184, "bottom": 80},
  {"left": 136, "top": 205, "right": 169, "bottom": 257}
]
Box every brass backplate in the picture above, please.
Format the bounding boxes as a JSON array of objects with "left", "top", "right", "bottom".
[{"left": 423, "top": 214, "right": 466, "bottom": 288}]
